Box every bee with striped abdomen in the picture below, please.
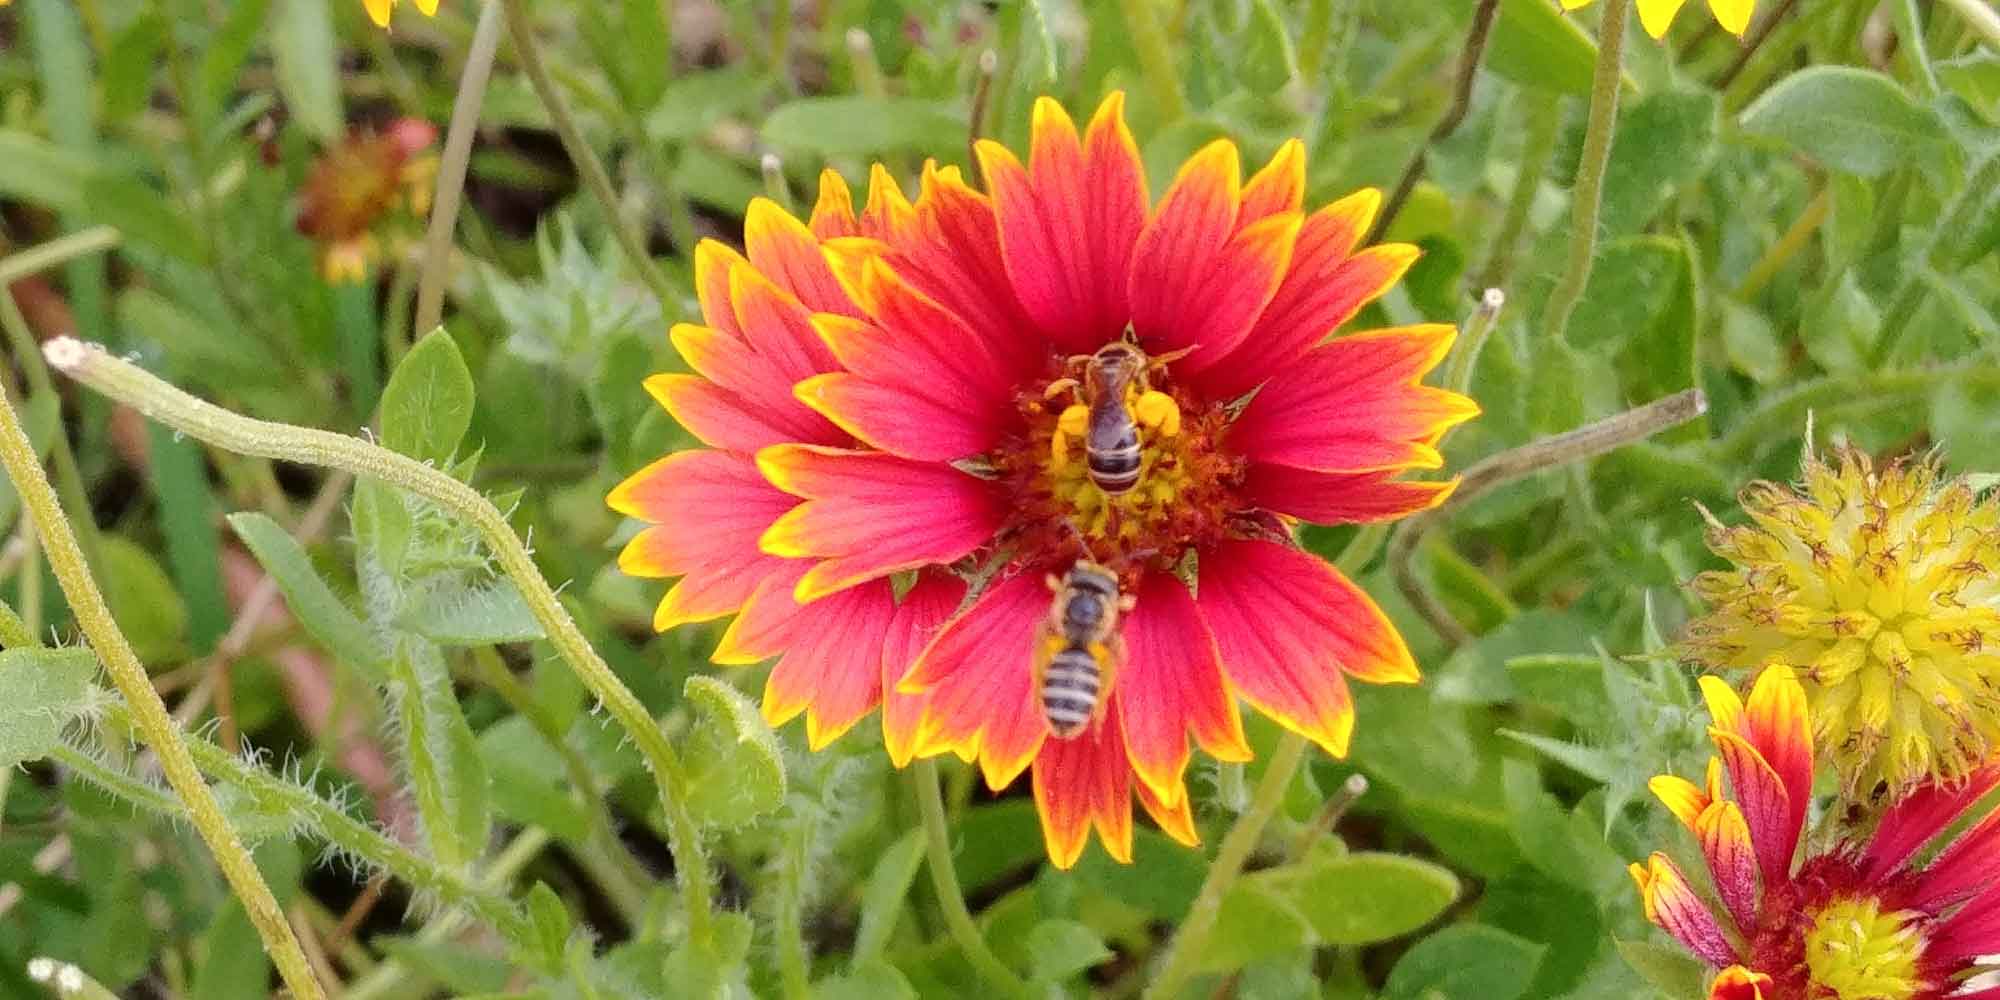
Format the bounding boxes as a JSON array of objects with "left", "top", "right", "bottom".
[
  {"left": 1047, "top": 334, "right": 1188, "bottom": 497},
  {"left": 1035, "top": 560, "right": 1134, "bottom": 739}
]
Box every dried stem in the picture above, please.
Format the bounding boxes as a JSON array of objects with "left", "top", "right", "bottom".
[
  {"left": 1292, "top": 773, "right": 1370, "bottom": 858},
  {"left": 1143, "top": 731, "right": 1310, "bottom": 1000},
  {"left": 43, "top": 337, "right": 716, "bottom": 949},
  {"left": 0, "top": 366, "right": 325, "bottom": 999},
  {"left": 414, "top": 0, "right": 506, "bottom": 338},
  {"left": 1391, "top": 389, "right": 1709, "bottom": 645},
  {"left": 912, "top": 759, "right": 1030, "bottom": 998},
  {"left": 1372, "top": 0, "right": 1502, "bottom": 243},
  {"left": 1543, "top": 0, "right": 1628, "bottom": 344}
]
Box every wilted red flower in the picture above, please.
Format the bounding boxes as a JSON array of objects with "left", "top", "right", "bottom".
[
  {"left": 295, "top": 118, "right": 439, "bottom": 283},
  {"left": 610, "top": 92, "right": 1475, "bottom": 866},
  {"left": 1632, "top": 666, "right": 2000, "bottom": 999}
]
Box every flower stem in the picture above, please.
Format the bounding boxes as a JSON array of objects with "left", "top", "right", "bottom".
[
  {"left": 1143, "top": 731, "right": 1310, "bottom": 1000},
  {"left": 1542, "top": 0, "right": 1628, "bottom": 344},
  {"left": 1734, "top": 187, "right": 1831, "bottom": 300},
  {"left": 1372, "top": 0, "right": 1502, "bottom": 243},
  {"left": 500, "top": 0, "right": 679, "bottom": 313},
  {"left": 1895, "top": 0, "right": 1942, "bottom": 97},
  {"left": 42, "top": 337, "right": 717, "bottom": 949},
  {"left": 1938, "top": 0, "right": 2000, "bottom": 51},
  {"left": 0, "top": 371, "right": 325, "bottom": 999},
  {"left": 912, "top": 759, "right": 1029, "bottom": 998},
  {"left": 342, "top": 827, "right": 554, "bottom": 1000},
  {"left": 414, "top": 0, "right": 505, "bottom": 339},
  {"left": 0, "top": 226, "right": 120, "bottom": 289},
  {"left": 1116, "top": 0, "right": 1186, "bottom": 121},
  {"left": 775, "top": 804, "right": 816, "bottom": 1000}
]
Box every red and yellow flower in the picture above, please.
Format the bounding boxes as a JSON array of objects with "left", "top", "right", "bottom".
[
  {"left": 1560, "top": 0, "right": 1754, "bottom": 39},
  {"left": 1632, "top": 665, "right": 2000, "bottom": 999},
  {"left": 610, "top": 92, "right": 1475, "bottom": 866},
  {"left": 295, "top": 118, "right": 439, "bottom": 283},
  {"left": 362, "top": 0, "right": 438, "bottom": 28}
]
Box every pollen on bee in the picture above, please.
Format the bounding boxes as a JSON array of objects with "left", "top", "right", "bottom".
[{"left": 1133, "top": 390, "right": 1181, "bottom": 436}]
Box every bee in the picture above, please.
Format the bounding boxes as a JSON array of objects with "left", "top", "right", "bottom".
[
  {"left": 1047, "top": 334, "right": 1189, "bottom": 496},
  {"left": 1034, "top": 561, "right": 1134, "bottom": 739}
]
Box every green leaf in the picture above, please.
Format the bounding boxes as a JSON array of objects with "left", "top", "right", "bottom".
[
  {"left": 1026, "top": 919, "right": 1113, "bottom": 983},
  {"left": 760, "top": 97, "right": 966, "bottom": 157},
  {"left": 82, "top": 172, "right": 203, "bottom": 264},
  {"left": 851, "top": 828, "right": 925, "bottom": 966},
  {"left": 1198, "top": 880, "right": 1313, "bottom": 973},
  {"left": 149, "top": 426, "right": 228, "bottom": 652},
  {"left": 269, "top": 0, "right": 342, "bottom": 141},
  {"left": 1599, "top": 89, "right": 1718, "bottom": 237},
  {"left": 1487, "top": 0, "right": 1600, "bottom": 97},
  {"left": 1740, "top": 66, "right": 1953, "bottom": 178},
  {"left": 0, "top": 648, "right": 97, "bottom": 769},
  {"left": 1383, "top": 924, "right": 1546, "bottom": 1000},
  {"left": 102, "top": 14, "right": 167, "bottom": 124},
  {"left": 400, "top": 582, "right": 545, "bottom": 646},
  {"left": 476, "top": 716, "right": 590, "bottom": 842},
  {"left": 379, "top": 330, "right": 477, "bottom": 463},
  {"left": 816, "top": 961, "right": 918, "bottom": 1000},
  {"left": 1566, "top": 237, "right": 1684, "bottom": 351},
  {"left": 1718, "top": 299, "right": 1786, "bottom": 383},
  {"left": 99, "top": 535, "right": 189, "bottom": 664},
  {"left": 119, "top": 287, "right": 283, "bottom": 382},
  {"left": 1256, "top": 852, "right": 1461, "bottom": 946},
  {"left": 680, "top": 676, "right": 786, "bottom": 829},
  {"left": 1239, "top": 0, "right": 1301, "bottom": 95},
  {"left": 390, "top": 641, "right": 492, "bottom": 871},
  {"left": 1940, "top": 52, "right": 2000, "bottom": 123},
  {"left": 200, "top": 0, "right": 274, "bottom": 121},
  {"left": 227, "top": 512, "right": 385, "bottom": 676},
  {"left": 1615, "top": 936, "right": 1709, "bottom": 997},
  {"left": 0, "top": 130, "right": 93, "bottom": 214},
  {"left": 379, "top": 936, "right": 512, "bottom": 993},
  {"left": 524, "top": 882, "right": 572, "bottom": 971}
]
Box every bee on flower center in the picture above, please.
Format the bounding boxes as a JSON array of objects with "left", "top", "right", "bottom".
[
  {"left": 1034, "top": 560, "right": 1134, "bottom": 739},
  {"left": 1045, "top": 332, "right": 1188, "bottom": 497}
]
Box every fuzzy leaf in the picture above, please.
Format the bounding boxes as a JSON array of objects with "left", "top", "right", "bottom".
[
  {"left": 816, "top": 961, "right": 918, "bottom": 1000},
  {"left": 680, "top": 676, "right": 786, "bottom": 829},
  {"left": 1383, "top": 924, "right": 1545, "bottom": 1000},
  {"left": 851, "top": 828, "right": 925, "bottom": 966},
  {"left": 401, "top": 581, "right": 544, "bottom": 646},
  {"left": 379, "top": 329, "right": 477, "bottom": 464},
  {"left": 1027, "top": 919, "right": 1114, "bottom": 983},
  {"left": 269, "top": 0, "right": 342, "bottom": 141},
  {"left": 524, "top": 882, "right": 572, "bottom": 972},
  {"left": 760, "top": 97, "right": 965, "bottom": 157},
  {"left": 390, "top": 641, "right": 492, "bottom": 871},
  {"left": 1255, "top": 852, "right": 1461, "bottom": 946},
  {"left": 228, "top": 512, "right": 385, "bottom": 677},
  {"left": 1616, "top": 936, "right": 1710, "bottom": 997},
  {"left": 0, "top": 648, "right": 97, "bottom": 768},
  {"left": 1740, "top": 66, "right": 1953, "bottom": 178}
]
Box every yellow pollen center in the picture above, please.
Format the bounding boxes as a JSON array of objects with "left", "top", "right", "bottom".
[
  {"left": 1802, "top": 897, "right": 1928, "bottom": 1000},
  {"left": 1049, "top": 388, "right": 1188, "bottom": 542}
]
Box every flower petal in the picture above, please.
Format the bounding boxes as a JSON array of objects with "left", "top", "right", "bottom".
[
  {"left": 903, "top": 571, "right": 1049, "bottom": 789},
  {"left": 695, "top": 240, "right": 750, "bottom": 338},
  {"left": 1196, "top": 194, "right": 1411, "bottom": 399},
  {"left": 882, "top": 571, "right": 966, "bottom": 767},
  {"left": 756, "top": 445, "right": 1004, "bottom": 602},
  {"left": 1197, "top": 539, "right": 1416, "bottom": 757},
  {"left": 645, "top": 373, "right": 824, "bottom": 453},
  {"left": 861, "top": 162, "right": 919, "bottom": 241},
  {"left": 886, "top": 163, "right": 1043, "bottom": 377},
  {"left": 1227, "top": 325, "right": 1477, "bottom": 474},
  {"left": 1629, "top": 852, "right": 1740, "bottom": 968},
  {"left": 821, "top": 261, "right": 1017, "bottom": 414},
  {"left": 713, "top": 561, "right": 812, "bottom": 665},
  {"left": 727, "top": 263, "right": 843, "bottom": 385},
  {"left": 809, "top": 168, "right": 860, "bottom": 239},
  {"left": 1117, "top": 573, "right": 1250, "bottom": 806},
  {"left": 1708, "top": 967, "right": 1773, "bottom": 1000},
  {"left": 1239, "top": 139, "right": 1306, "bottom": 225},
  {"left": 1911, "top": 780, "right": 2000, "bottom": 909},
  {"left": 977, "top": 93, "right": 1148, "bottom": 354},
  {"left": 1129, "top": 140, "right": 1302, "bottom": 374},
  {"left": 795, "top": 372, "right": 1001, "bottom": 462},
  {"left": 1738, "top": 666, "right": 1813, "bottom": 851},
  {"left": 1637, "top": 0, "right": 1691, "bottom": 37},
  {"left": 763, "top": 579, "right": 900, "bottom": 750},
  {"left": 744, "top": 197, "right": 857, "bottom": 317},
  {"left": 1695, "top": 800, "right": 1759, "bottom": 933},
  {"left": 1650, "top": 772, "right": 1714, "bottom": 831},
  {"left": 1706, "top": 0, "right": 1752, "bottom": 35},
  {"left": 1708, "top": 728, "right": 1796, "bottom": 885},
  {"left": 1930, "top": 883, "right": 2000, "bottom": 965},
  {"left": 1033, "top": 705, "right": 1134, "bottom": 868},
  {"left": 1866, "top": 763, "right": 2000, "bottom": 880},
  {"left": 608, "top": 451, "right": 801, "bottom": 629},
  {"left": 1137, "top": 774, "right": 1200, "bottom": 847},
  {"left": 1241, "top": 466, "right": 1456, "bottom": 525}
]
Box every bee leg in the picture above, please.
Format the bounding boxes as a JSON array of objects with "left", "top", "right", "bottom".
[
  {"left": 1133, "top": 390, "right": 1182, "bottom": 437},
  {"left": 1043, "top": 377, "right": 1080, "bottom": 400}
]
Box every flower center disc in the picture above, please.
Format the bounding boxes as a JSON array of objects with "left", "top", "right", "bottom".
[
  {"left": 1802, "top": 897, "right": 1929, "bottom": 1000},
  {"left": 994, "top": 349, "right": 1245, "bottom": 578}
]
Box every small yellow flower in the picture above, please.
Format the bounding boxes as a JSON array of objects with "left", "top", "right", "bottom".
[
  {"left": 1561, "top": 0, "right": 1755, "bottom": 39},
  {"left": 362, "top": 0, "right": 439, "bottom": 28},
  {"left": 1684, "top": 445, "right": 2000, "bottom": 798}
]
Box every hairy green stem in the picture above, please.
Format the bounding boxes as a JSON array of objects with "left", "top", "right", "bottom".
[
  {"left": 43, "top": 337, "right": 717, "bottom": 948},
  {"left": 1868, "top": 152, "right": 2000, "bottom": 365},
  {"left": 775, "top": 804, "right": 816, "bottom": 1000},
  {"left": 343, "top": 827, "right": 554, "bottom": 1000},
  {"left": 415, "top": 0, "right": 506, "bottom": 338},
  {"left": 1542, "top": 0, "right": 1628, "bottom": 344},
  {"left": 1444, "top": 288, "right": 1506, "bottom": 397},
  {"left": 912, "top": 759, "right": 1029, "bottom": 998},
  {"left": 0, "top": 227, "right": 120, "bottom": 289},
  {"left": 1144, "top": 732, "right": 1310, "bottom": 1000},
  {"left": 0, "top": 367, "right": 325, "bottom": 999},
  {"left": 4, "top": 274, "right": 104, "bottom": 573},
  {"left": 1717, "top": 363, "right": 2000, "bottom": 461},
  {"left": 1116, "top": 0, "right": 1186, "bottom": 121},
  {"left": 500, "top": 0, "right": 679, "bottom": 312},
  {"left": 1938, "top": 0, "right": 2000, "bottom": 49}
]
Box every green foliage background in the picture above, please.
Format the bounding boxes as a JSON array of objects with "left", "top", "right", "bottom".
[{"left": 0, "top": 0, "right": 1997, "bottom": 997}]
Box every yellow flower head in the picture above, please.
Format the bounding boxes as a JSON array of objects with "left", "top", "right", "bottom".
[
  {"left": 1561, "top": 0, "right": 1755, "bottom": 39},
  {"left": 363, "top": 0, "right": 439, "bottom": 28},
  {"left": 1684, "top": 445, "right": 2000, "bottom": 799}
]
